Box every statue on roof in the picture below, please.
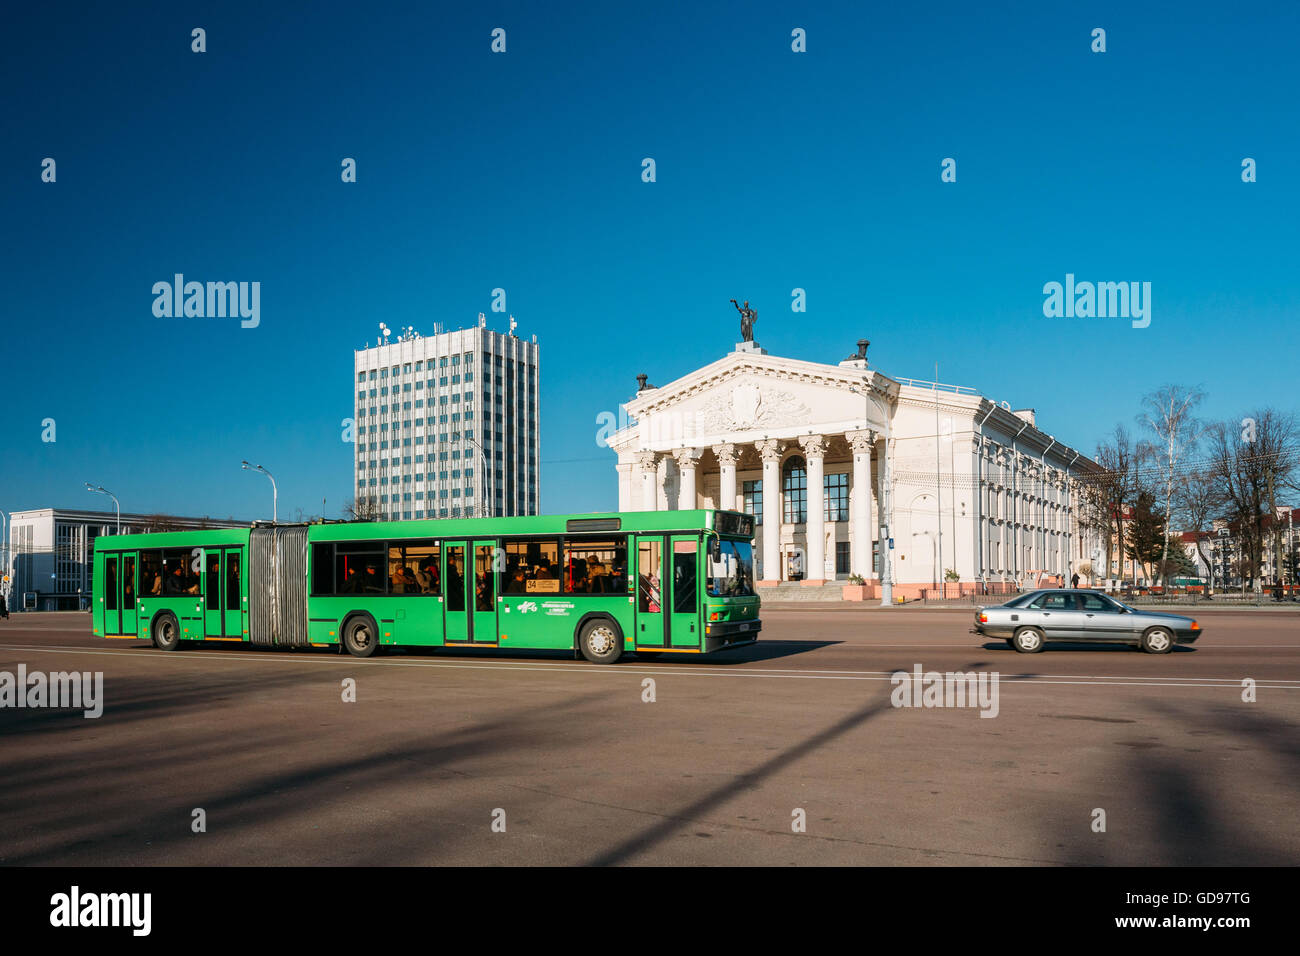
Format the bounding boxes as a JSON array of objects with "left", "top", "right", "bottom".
[{"left": 730, "top": 299, "right": 757, "bottom": 343}]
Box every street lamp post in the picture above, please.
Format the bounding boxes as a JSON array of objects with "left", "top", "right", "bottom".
[
  {"left": 85, "top": 483, "right": 121, "bottom": 534},
  {"left": 241, "top": 462, "right": 277, "bottom": 523},
  {"left": 1, "top": 509, "right": 8, "bottom": 604}
]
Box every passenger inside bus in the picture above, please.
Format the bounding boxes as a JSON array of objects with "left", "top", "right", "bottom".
[
  {"left": 339, "top": 566, "right": 360, "bottom": 593},
  {"left": 416, "top": 557, "right": 439, "bottom": 593},
  {"left": 447, "top": 556, "right": 464, "bottom": 597},
  {"left": 165, "top": 566, "right": 187, "bottom": 594}
]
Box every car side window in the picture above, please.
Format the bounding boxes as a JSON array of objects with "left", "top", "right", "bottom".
[
  {"left": 1080, "top": 593, "right": 1113, "bottom": 612},
  {"left": 1041, "top": 594, "right": 1070, "bottom": 609}
]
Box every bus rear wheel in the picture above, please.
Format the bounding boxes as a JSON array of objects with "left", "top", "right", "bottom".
[
  {"left": 153, "top": 612, "right": 181, "bottom": 651},
  {"left": 343, "top": 616, "right": 379, "bottom": 658},
  {"left": 579, "top": 620, "right": 623, "bottom": 664}
]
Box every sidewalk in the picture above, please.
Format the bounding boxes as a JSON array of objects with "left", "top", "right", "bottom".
[{"left": 759, "top": 601, "right": 1300, "bottom": 612}]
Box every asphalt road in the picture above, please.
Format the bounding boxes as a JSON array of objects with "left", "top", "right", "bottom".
[{"left": 2, "top": 608, "right": 1298, "bottom": 865}]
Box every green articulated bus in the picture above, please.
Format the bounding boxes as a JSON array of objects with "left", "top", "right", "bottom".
[{"left": 92, "top": 510, "right": 760, "bottom": 663}]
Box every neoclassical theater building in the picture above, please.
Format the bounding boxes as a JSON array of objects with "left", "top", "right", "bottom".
[{"left": 606, "top": 339, "right": 1104, "bottom": 599}]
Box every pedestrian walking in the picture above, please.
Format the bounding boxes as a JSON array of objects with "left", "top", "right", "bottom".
[
  {"left": 0, "top": 591, "right": 8, "bottom": 620},
  {"left": 1070, "top": 572, "right": 1080, "bottom": 589}
]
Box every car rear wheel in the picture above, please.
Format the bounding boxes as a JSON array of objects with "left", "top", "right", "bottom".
[
  {"left": 1140, "top": 627, "right": 1174, "bottom": 654},
  {"left": 1012, "top": 627, "right": 1044, "bottom": 653}
]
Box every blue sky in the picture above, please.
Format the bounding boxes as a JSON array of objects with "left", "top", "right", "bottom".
[{"left": 2, "top": 0, "right": 1297, "bottom": 521}]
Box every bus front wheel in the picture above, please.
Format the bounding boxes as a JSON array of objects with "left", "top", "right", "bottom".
[
  {"left": 153, "top": 612, "right": 181, "bottom": 651},
  {"left": 579, "top": 620, "right": 623, "bottom": 664},
  {"left": 343, "top": 616, "right": 379, "bottom": 658}
]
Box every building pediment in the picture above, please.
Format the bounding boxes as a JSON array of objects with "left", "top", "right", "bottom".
[{"left": 611, "top": 350, "right": 894, "bottom": 453}]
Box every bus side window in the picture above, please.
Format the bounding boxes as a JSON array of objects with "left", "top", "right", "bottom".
[
  {"left": 140, "top": 550, "right": 163, "bottom": 596},
  {"left": 311, "top": 543, "right": 334, "bottom": 595}
]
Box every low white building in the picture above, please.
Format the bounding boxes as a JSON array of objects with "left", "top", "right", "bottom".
[
  {"left": 606, "top": 339, "right": 1104, "bottom": 600},
  {"left": 5, "top": 508, "right": 246, "bottom": 611}
]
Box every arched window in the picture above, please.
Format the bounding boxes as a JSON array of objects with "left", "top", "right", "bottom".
[{"left": 782, "top": 456, "right": 807, "bottom": 524}]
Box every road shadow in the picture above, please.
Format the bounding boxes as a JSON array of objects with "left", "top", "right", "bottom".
[
  {"left": 978, "top": 640, "right": 1196, "bottom": 655},
  {"left": 0, "top": 666, "right": 613, "bottom": 865},
  {"left": 696, "top": 640, "right": 840, "bottom": 665},
  {"left": 1036, "top": 697, "right": 1298, "bottom": 865},
  {"left": 586, "top": 692, "right": 894, "bottom": 865}
]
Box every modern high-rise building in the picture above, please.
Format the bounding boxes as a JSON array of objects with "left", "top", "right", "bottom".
[{"left": 353, "top": 321, "right": 540, "bottom": 520}]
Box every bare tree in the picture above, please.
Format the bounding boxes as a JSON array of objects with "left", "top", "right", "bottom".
[
  {"left": 1206, "top": 410, "right": 1299, "bottom": 589},
  {"left": 1091, "top": 425, "right": 1137, "bottom": 586},
  {"left": 1136, "top": 385, "right": 1205, "bottom": 586},
  {"left": 343, "top": 495, "right": 381, "bottom": 522},
  {"left": 1174, "top": 465, "right": 1225, "bottom": 588},
  {"left": 141, "top": 513, "right": 185, "bottom": 533}
]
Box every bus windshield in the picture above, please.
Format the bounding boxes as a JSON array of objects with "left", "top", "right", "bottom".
[{"left": 708, "top": 539, "right": 754, "bottom": 597}]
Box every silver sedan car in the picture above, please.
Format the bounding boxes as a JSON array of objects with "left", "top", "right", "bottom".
[{"left": 972, "top": 589, "right": 1201, "bottom": 654}]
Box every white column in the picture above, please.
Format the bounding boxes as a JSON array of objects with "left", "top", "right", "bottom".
[
  {"left": 658, "top": 457, "right": 672, "bottom": 511},
  {"left": 847, "top": 430, "right": 876, "bottom": 580},
  {"left": 637, "top": 451, "right": 659, "bottom": 511},
  {"left": 616, "top": 461, "right": 633, "bottom": 512},
  {"left": 713, "top": 443, "right": 738, "bottom": 510},
  {"left": 674, "top": 448, "right": 701, "bottom": 510},
  {"left": 756, "top": 439, "right": 783, "bottom": 583},
  {"left": 801, "top": 435, "right": 828, "bottom": 584},
  {"left": 877, "top": 431, "right": 893, "bottom": 602}
]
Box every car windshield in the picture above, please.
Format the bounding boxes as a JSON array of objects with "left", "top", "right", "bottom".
[{"left": 1002, "top": 592, "right": 1042, "bottom": 608}]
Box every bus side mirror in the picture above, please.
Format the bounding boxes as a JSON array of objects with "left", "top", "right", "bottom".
[{"left": 709, "top": 539, "right": 721, "bottom": 561}]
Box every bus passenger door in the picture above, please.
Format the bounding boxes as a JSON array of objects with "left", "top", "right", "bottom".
[
  {"left": 103, "top": 555, "right": 120, "bottom": 635},
  {"left": 471, "top": 541, "right": 498, "bottom": 644},
  {"left": 634, "top": 536, "right": 666, "bottom": 648},
  {"left": 443, "top": 542, "right": 469, "bottom": 643},
  {"left": 120, "top": 553, "right": 138, "bottom": 636},
  {"left": 93, "top": 550, "right": 105, "bottom": 635},
  {"left": 668, "top": 536, "right": 701, "bottom": 648},
  {"left": 204, "top": 551, "right": 225, "bottom": 636},
  {"left": 224, "top": 548, "right": 244, "bottom": 637}
]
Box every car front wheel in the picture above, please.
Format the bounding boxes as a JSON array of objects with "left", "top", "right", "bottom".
[
  {"left": 1140, "top": 627, "right": 1174, "bottom": 654},
  {"left": 1012, "top": 627, "right": 1045, "bottom": 653}
]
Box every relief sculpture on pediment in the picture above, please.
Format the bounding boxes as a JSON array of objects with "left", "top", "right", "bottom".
[{"left": 695, "top": 382, "right": 813, "bottom": 433}]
